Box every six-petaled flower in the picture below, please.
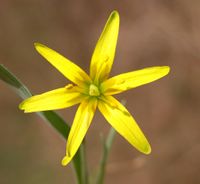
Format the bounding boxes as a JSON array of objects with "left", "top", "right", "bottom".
[{"left": 19, "top": 11, "right": 170, "bottom": 166}]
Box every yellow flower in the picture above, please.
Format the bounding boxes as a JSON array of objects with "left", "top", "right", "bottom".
[{"left": 19, "top": 11, "right": 170, "bottom": 166}]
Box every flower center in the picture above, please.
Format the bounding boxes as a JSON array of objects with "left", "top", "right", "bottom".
[{"left": 89, "top": 84, "right": 100, "bottom": 96}]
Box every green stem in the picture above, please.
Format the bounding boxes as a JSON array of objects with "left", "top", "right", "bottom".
[
  {"left": 96, "top": 128, "right": 116, "bottom": 184},
  {"left": 80, "top": 141, "right": 89, "bottom": 184}
]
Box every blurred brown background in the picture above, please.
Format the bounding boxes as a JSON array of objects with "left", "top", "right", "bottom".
[{"left": 0, "top": 0, "right": 200, "bottom": 184}]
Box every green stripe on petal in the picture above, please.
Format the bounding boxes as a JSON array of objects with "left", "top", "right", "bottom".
[
  {"left": 34, "top": 43, "right": 92, "bottom": 86},
  {"left": 90, "top": 11, "right": 119, "bottom": 84},
  {"left": 19, "top": 85, "right": 84, "bottom": 113},
  {"left": 101, "top": 66, "right": 170, "bottom": 95},
  {"left": 62, "top": 98, "right": 97, "bottom": 166},
  {"left": 98, "top": 96, "right": 151, "bottom": 155}
]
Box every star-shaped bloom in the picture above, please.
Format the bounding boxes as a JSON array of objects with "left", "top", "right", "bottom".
[{"left": 19, "top": 11, "right": 170, "bottom": 166}]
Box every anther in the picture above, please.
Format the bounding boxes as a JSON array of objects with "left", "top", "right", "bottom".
[{"left": 89, "top": 84, "right": 100, "bottom": 96}]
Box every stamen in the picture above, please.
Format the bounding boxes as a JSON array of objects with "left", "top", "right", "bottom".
[
  {"left": 89, "top": 84, "right": 100, "bottom": 96},
  {"left": 65, "top": 84, "right": 74, "bottom": 89}
]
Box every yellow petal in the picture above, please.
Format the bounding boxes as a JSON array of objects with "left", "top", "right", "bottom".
[
  {"left": 62, "top": 98, "right": 97, "bottom": 166},
  {"left": 90, "top": 11, "right": 120, "bottom": 83},
  {"left": 19, "top": 85, "right": 84, "bottom": 113},
  {"left": 34, "top": 43, "right": 91, "bottom": 86},
  {"left": 101, "top": 66, "right": 170, "bottom": 95},
  {"left": 98, "top": 96, "right": 151, "bottom": 154}
]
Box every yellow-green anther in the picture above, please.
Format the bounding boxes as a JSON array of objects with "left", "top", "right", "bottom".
[{"left": 89, "top": 84, "right": 100, "bottom": 96}]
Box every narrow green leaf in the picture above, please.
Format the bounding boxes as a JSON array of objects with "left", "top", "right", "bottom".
[
  {"left": 0, "top": 64, "right": 83, "bottom": 184},
  {"left": 40, "top": 111, "right": 70, "bottom": 138},
  {"left": 96, "top": 128, "right": 116, "bottom": 184},
  {"left": 0, "top": 64, "right": 32, "bottom": 98}
]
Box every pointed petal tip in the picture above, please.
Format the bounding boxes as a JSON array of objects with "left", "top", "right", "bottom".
[
  {"left": 34, "top": 42, "right": 40, "bottom": 47},
  {"left": 61, "top": 155, "right": 71, "bottom": 166},
  {"left": 34, "top": 42, "right": 45, "bottom": 50},
  {"left": 161, "top": 66, "right": 170, "bottom": 75},
  {"left": 18, "top": 100, "right": 31, "bottom": 113},
  {"left": 138, "top": 137, "right": 152, "bottom": 155},
  {"left": 18, "top": 105, "right": 31, "bottom": 113},
  {"left": 164, "top": 65, "right": 170, "bottom": 71},
  {"left": 19, "top": 101, "right": 25, "bottom": 110},
  {"left": 111, "top": 10, "right": 119, "bottom": 18},
  {"left": 110, "top": 10, "right": 120, "bottom": 23},
  {"left": 155, "top": 66, "right": 170, "bottom": 78},
  {"left": 18, "top": 100, "right": 36, "bottom": 113},
  {"left": 18, "top": 102, "right": 23, "bottom": 110},
  {"left": 143, "top": 144, "right": 151, "bottom": 155},
  {"left": 134, "top": 138, "right": 151, "bottom": 155}
]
